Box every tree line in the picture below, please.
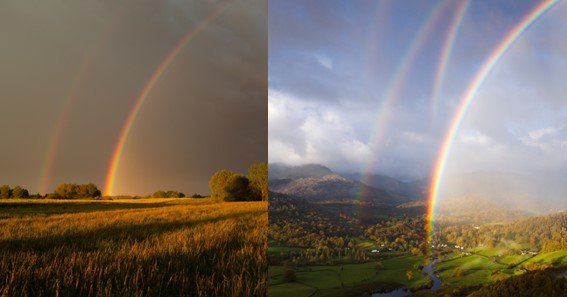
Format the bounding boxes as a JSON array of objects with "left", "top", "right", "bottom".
[
  {"left": 209, "top": 163, "right": 268, "bottom": 201},
  {"left": 0, "top": 163, "right": 268, "bottom": 202},
  {"left": 50, "top": 183, "right": 102, "bottom": 199},
  {"left": 436, "top": 210, "right": 567, "bottom": 252},
  {"left": 0, "top": 184, "right": 102, "bottom": 199},
  {"left": 0, "top": 185, "right": 30, "bottom": 198}
]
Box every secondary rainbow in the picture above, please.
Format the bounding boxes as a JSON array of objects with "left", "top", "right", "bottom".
[
  {"left": 361, "top": 0, "right": 451, "bottom": 193},
  {"left": 38, "top": 6, "right": 126, "bottom": 194},
  {"left": 426, "top": 0, "right": 559, "bottom": 248},
  {"left": 103, "top": 0, "right": 231, "bottom": 196},
  {"left": 430, "top": 0, "right": 469, "bottom": 120}
]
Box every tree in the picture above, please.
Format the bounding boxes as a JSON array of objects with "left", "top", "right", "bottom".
[
  {"left": 54, "top": 183, "right": 101, "bottom": 199},
  {"left": 0, "top": 185, "right": 11, "bottom": 198},
  {"left": 411, "top": 247, "right": 422, "bottom": 256},
  {"left": 248, "top": 163, "right": 268, "bottom": 201},
  {"left": 85, "top": 183, "right": 101, "bottom": 197},
  {"left": 11, "top": 186, "right": 28, "bottom": 198},
  {"left": 55, "top": 183, "right": 75, "bottom": 199},
  {"left": 223, "top": 174, "right": 252, "bottom": 201},
  {"left": 166, "top": 191, "right": 184, "bottom": 198},
  {"left": 153, "top": 190, "right": 166, "bottom": 198},
  {"left": 209, "top": 170, "right": 236, "bottom": 199}
]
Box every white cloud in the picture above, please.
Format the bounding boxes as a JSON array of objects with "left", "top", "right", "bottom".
[
  {"left": 268, "top": 89, "right": 373, "bottom": 172},
  {"left": 459, "top": 130, "right": 490, "bottom": 145},
  {"left": 520, "top": 126, "right": 567, "bottom": 154},
  {"left": 528, "top": 127, "right": 558, "bottom": 140}
]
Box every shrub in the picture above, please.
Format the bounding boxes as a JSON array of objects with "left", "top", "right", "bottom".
[{"left": 11, "top": 186, "right": 29, "bottom": 198}]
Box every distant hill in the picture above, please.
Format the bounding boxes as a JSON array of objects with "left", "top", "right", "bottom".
[
  {"left": 269, "top": 190, "right": 427, "bottom": 227},
  {"left": 269, "top": 173, "right": 396, "bottom": 202},
  {"left": 268, "top": 163, "right": 419, "bottom": 203},
  {"left": 341, "top": 172, "right": 425, "bottom": 200},
  {"left": 269, "top": 163, "right": 333, "bottom": 180},
  {"left": 440, "top": 172, "right": 567, "bottom": 213},
  {"left": 435, "top": 196, "right": 531, "bottom": 225}
]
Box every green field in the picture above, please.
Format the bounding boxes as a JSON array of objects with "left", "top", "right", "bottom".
[
  {"left": 524, "top": 249, "right": 567, "bottom": 266},
  {"left": 269, "top": 255, "right": 426, "bottom": 297},
  {"left": 0, "top": 198, "right": 267, "bottom": 297},
  {"left": 269, "top": 244, "right": 305, "bottom": 254},
  {"left": 436, "top": 247, "right": 567, "bottom": 287},
  {"left": 437, "top": 253, "right": 506, "bottom": 286}
]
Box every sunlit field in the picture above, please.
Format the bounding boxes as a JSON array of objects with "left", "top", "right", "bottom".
[
  {"left": 269, "top": 255, "right": 427, "bottom": 297},
  {"left": 0, "top": 198, "right": 267, "bottom": 297}
]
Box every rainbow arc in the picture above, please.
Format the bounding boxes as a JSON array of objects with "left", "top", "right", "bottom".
[
  {"left": 103, "top": 0, "right": 231, "bottom": 196},
  {"left": 425, "top": 0, "right": 559, "bottom": 253}
]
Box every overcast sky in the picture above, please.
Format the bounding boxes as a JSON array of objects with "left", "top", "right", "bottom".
[
  {"left": 0, "top": 0, "right": 266, "bottom": 195},
  {"left": 269, "top": 0, "right": 567, "bottom": 182}
]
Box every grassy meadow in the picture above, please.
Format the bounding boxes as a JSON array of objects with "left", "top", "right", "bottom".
[
  {"left": 0, "top": 198, "right": 267, "bottom": 297},
  {"left": 436, "top": 246, "right": 567, "bottom": 287},
  {"left": 268, "top": 255, "right": 427, "bottom": 297}
]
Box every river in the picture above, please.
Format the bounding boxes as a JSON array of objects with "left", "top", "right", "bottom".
[{"left": 372, "top": 260, "right": 442, "bottom": 297}]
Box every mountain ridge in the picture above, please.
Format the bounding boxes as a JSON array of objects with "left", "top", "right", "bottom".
[{"left": 268, "top": 163, "right": 420, "bottom": 203}]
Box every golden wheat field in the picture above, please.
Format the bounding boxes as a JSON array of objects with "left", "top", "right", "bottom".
[{"left": 0, "top": 198, "right": 267, "bottom": 297}]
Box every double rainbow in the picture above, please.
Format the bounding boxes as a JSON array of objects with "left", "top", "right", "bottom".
[
  {"left": 429, "top": 0, "right": 469, "bottom": 120},
  {"left": 425, "top": 0, "right": 559, "bottom": 248},
  {"left": 38, "top": 5, "right": 127, "bottom": 194},
  {"left": 103, "top": 0, "right": 231, "bottom": 196},
  {"left": 359, "top": 1, "right": 456, "bottom": 201}
]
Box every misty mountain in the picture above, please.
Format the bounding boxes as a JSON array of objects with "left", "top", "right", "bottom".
[
  {"left": 269, "top": 163, "right": 333, "bottom": 180},
  {"left": 268, "top": 163, "right": 422, "bottom": 203},
  {"left": 440, "top": 171, "right": 567, "bottom": 213},
  {"left": 269, "top": 173, "right": 397, "bottom": 202},
  {"left": 341, "top": 172, "right": 426, "bottom": 200}
]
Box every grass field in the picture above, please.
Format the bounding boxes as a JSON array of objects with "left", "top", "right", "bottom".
[
  {"left": 524, "top": 249, "right": 567, "bottom": 266},
  {"left": 0, "top": 198, "right": 267, "bottom": 297},
  {"left": 268, "top": 243, "right": 305, "bottom": 254},
  {"left": 269, "top": 255, "right": 427, "bottom": 297},
  {"left": 436, "top": 247, "right": 567, "bottom": 287}
]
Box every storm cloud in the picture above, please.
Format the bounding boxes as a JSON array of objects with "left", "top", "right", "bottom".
[
  {"left": 0, "top": 0, "right": 267, "bottom": 195},
  {"left": 269, "top": 0, "right": 567, "bottom": 186}
]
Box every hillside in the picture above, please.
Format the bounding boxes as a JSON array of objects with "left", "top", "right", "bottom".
[
  {"left": 269, "top": 163, "right": 333, "bottom": 180},
  {"left": 468, "top": 268, "right": 567, "bottom": 297},
  {"left": 342, "top": 172, "right": 426, "bottom": 200},
  {"left": 435, "top": 196, "right": 532, "bottom": 225},
  {"left": 268, "top": 163, "right": 419, "bottom": 203},
  {"left": 440, "top": 172, "right": 567, "bottom": 213},
  {"left": 269, "top": 173, "right": 398, "bottom": 202}
]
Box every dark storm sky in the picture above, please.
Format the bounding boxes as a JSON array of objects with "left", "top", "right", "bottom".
[{"left": 0, "top": 0, "right": 267, "bottom": 195}]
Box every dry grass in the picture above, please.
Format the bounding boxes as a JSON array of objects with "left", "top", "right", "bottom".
[{"left": 0, "top": 198, "right": 267, "bottom": 297}]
